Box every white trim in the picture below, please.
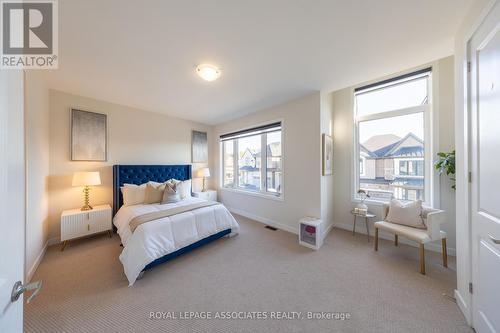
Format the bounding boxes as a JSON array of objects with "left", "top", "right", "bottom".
[
  {"left": 48, "top": 236, "right": 60, "bottom": 246},
  {"left": 220, "top": 187, "right": 284, "bottom": 201},
  {"left": 455, "top": 289, "right": 472, "bottom": 325},
  {"left": 227, "top": 206, "right": 297, "bottom": 234},
  {"left": 228, "top": 206, "right": 334, "bottom": 244},
  {"left": 26, "top": 241, "right": 48, "bottom": 283},
  {"left": 356, "top": 104, "right": 428, "bottom": 122},
  {"left": 333, "top": 221, "right": 456, "bottom": 256}
]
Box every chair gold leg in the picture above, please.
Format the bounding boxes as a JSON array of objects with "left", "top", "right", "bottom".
[
  {"left": 352, "top": 215, "right": 356, "bottom": 236},
  {"left": 365, "top": 217, "right": 370, "bottom": 242},
  {"left": 374, "top": 228, "right": 378, "bottom": 251},
  {"left": 61, "top": 240, "right": 67, "bottom": 252},
  {"left": 394, "top": 234, "right": 398, "bottom": 246},
  {"left": 419, "top": 243, "right": 426, "bottom": 275},
  {"left": 442, "top": 238, "right": 448, "bottom": 268}
]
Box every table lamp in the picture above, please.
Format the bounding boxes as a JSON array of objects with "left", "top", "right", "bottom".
[
  {"left": 195, "top": 168, "right": 210, "bottom": 192},
  {"left": 72, "top": 171, "right": 101, "bottom": 211}
]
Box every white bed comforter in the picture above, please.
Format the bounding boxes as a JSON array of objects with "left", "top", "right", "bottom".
[{"left": 114, "top": 197, "right": 239, "bottom": 285}]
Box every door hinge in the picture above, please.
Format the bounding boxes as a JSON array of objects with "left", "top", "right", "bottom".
[
  {"left": 467, "top": 61, "right": 471, "bottom": 73},
  {"left": 468, "top": 171, "right": 472, "bottom": 183},
  {"left": 469, "top": 282, "right": 473, "bottom": 294}
]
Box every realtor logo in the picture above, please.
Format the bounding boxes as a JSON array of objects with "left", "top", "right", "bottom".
[{"left": 1, "top": 0, "right": 58, "bottom": 69}]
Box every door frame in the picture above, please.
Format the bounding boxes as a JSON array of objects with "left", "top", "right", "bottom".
[{"left": 464, "top": 0, "right": 499, "bottom": 328}]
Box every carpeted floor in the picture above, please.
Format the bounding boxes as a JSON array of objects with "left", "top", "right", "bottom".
[{"left": 25, "top": 215, "right": 471, "bottom": 333}]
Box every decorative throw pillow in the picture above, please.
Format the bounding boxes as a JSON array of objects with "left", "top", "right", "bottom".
[
  {"left": 144, "top": 182, "right": 167, "bottom": 204},
  {"left": 167, "top": 179, "right": 192, "bottom": 199},
  {"left": 121, "top": 183, "right": 147, "bottom": 206},
  {"left": 161, "top": 182, "right": 181, "bottom": 204},
  {"left": 385, "top": 199, "right": 426, "bottom": 229}
]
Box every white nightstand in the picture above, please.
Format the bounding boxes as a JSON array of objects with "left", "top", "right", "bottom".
[
  {"left": 60, "top": 204, "right": 112, "bottom": 251},
  {"left": 192, "top": 190, "right": 217, "bottom": 202}
]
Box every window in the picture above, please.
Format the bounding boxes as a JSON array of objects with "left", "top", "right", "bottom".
[
  {"left": 221, "top": 122, "right": 282, "bottom": 197},
  {"left": 398, "top": 160, "right": 424, "bottom": 176},
  {"left": 354, "top": 68, "right": 431, "bottom": 203}
]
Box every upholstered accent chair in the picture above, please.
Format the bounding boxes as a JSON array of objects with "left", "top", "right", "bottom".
[{"left": 374, "top": 204, "right": 447, "bottom": 275}]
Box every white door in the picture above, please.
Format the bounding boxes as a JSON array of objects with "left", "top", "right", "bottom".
[
  {"left": 0, "top": 71, "right": 25, "bottom": 332},
  {"left": 470, "top": 2, "right": 500, "bottom": 332}
]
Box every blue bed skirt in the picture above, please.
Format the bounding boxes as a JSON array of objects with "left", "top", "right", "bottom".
[{"left": 142, "top": 229, "right": 232, "bottom": 272}]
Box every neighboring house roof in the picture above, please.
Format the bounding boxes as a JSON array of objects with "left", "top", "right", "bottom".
[
  {"left": 360, "top": 144, "right": 377, "bottom": 157},
  {"left": 251, "top": 142, "right": 282, "bottom": 158},
  {"left": 362, "top": 134, "right": 401, "bottom": 152},
  {"left": 363, "top": 133, "right": 423, "bottom": 158}
]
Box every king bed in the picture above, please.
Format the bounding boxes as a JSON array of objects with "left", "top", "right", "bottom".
[{"left": 112, "top": 165, "right": 239, "bottom": 285}]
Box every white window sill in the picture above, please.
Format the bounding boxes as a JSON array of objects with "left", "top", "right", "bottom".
[
  {"left": 352, "top": 197, "right": 434, "bottom": 208},
  {"left": 221, "top": 187, "right": 284, "bottom": 202},
  {"left": 352, "top": 197, "right": 388, "bottom": 206}
]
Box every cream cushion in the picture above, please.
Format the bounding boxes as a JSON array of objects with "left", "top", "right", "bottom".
[
  {"left": 385, "top": 199, "right": 426, "bottom": 229},
  {"left": 144, "top": 182, "right": 167, "bottom": 204},
  {"left": 121, "top": 181, "right": 165, "bottom": 206},
  {"left": 374, "top": 221, "right": 447, "bottom": 244}
]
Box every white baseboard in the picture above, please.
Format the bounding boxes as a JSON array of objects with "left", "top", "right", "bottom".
[
  {"left": 454, "top": 289, "right": 472, "bottom": 325},
  {"left": 333, "top": 221, "right": 456, "bottom": 256},
  {"left": 47, "top": 236, "right": 60, "bottom": 246},
  {"left": 227, "top": 206, "right": 334, "bottom": 244},
  {"left": 26, "top": 241, "right": 48, "bottom": 282},
  {"left": 227, "top": 206, "right": 298, "bottom": 234}
]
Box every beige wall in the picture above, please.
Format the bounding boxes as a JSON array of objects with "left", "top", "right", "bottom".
[
  {"left": 320, "top": 92, "right": 335, "bottom": 230},
  {"left": 329, "top": 56, "right": 457, "bottom": 254},
  {"left": 213, "top": 92, "right": 322, "bottom": 233},
  {"left": 47, "top": 90, "right": 212, "bottom": 241},
  {"left": 436, "top": 56, "right": 456, "bottom": 254},
  {"left": 25, "top": 71, "right": 50, "bottom": 281}
]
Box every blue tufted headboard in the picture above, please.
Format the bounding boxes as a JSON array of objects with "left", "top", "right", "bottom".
[{"left": 112, "top": 165, "right": 192, "bottom": 216}]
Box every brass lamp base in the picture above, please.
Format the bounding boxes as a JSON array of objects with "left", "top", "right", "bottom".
[
  {"left": 201, "top": 177, "right": 206, "bottom": 192},
  {"left": 80, "top": 185, "right": 94, "bottom": 211},
  {"left": 81, "top": 204, "right": 93, "bottom": 211}
]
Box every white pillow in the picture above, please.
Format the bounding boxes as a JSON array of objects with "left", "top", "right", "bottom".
[
  {"left": 385, "top": 199, "right": 426, "bottom": 229},
  {"left": 121, "top": 183, "right": 147, "bottom": 206},
  {"left": 167, "top": 179, "right": 192, "bottom": 199}
]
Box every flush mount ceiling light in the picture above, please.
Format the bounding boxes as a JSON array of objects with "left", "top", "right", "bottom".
[{"left": 196, "top": 64, "right": 221, "bottom": 81}]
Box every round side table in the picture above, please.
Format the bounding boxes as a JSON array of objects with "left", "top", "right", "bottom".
[{"left": 350, "top": 211, "right": 376, "bottom": 242}]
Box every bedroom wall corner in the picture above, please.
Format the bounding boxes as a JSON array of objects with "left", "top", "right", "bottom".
[
  {"left": 320, "top": 91, "right": 335, "bottom": 235},
  {"left": 25, "top": 71, "right": 50, "bottom": 281},
  {"left": 47, "top": 90, "right": 214, "bottom": 242},
  {"left": 213, "top": 92, "right": 322, "bottom": 233}
]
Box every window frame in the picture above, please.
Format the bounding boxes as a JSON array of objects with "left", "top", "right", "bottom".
[
  {"left": 220, "top": 120, "right": 284, "bottom": 201},
  {"left": 353, "top": 70, "right": 433, "bottom": 206}
]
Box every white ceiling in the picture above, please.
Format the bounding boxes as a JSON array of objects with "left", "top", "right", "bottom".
[{"left": 44, "top": 0, "right": 473, "bottom": 125}]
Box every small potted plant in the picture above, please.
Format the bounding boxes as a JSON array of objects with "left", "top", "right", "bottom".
[
  {"left": 435, "top": 150, "right": 456, "bottom": 190},
  {"left": 356, "top": 189, "right": 370, "bottom": 215}
]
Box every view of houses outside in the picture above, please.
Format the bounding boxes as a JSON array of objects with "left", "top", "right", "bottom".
[
  {"left": 222, "top": 131, "right": 282, "bottom": 194},
  {"left": 359, "top": 130, "right": 424, "bottom": 201},
  {"left": 355, "top": 74, "right": 428, "bottom": 202},
  {"left": 238, "top": 135, "right": 261, "bottom": 190}
]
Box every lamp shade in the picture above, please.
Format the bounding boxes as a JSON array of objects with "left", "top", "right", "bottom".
[
  {"left": 72, "top": 171, "right": 101, "bottom": 186},
  {"left": 195, "top": 167, "right": 210, "bottom": 178}
]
